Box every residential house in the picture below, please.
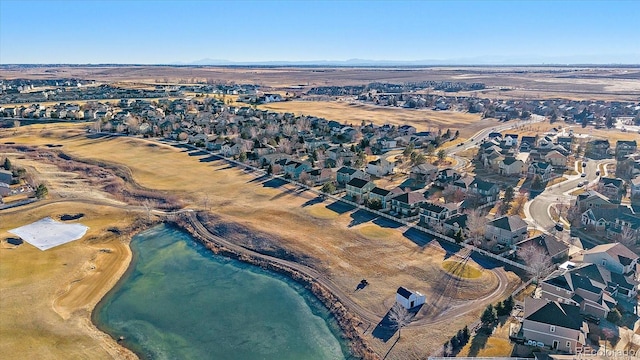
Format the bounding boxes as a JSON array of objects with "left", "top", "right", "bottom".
[
  {"left": 434, "top": 168, "right": 462, "bottom": 188},
  {"left": 443, "top": 214, "right": 468, "bottom": 238},
  {"left": 410, "top": 163, "right": 438, "bottom": 183},
  {"left": 419, "top": 201, "right": 458, "bottom": 227},
  {"left": 283, "top": 160, "right": 312, "bottom": 180},
  {"left": 522, "top": 298, "right": 588, "bottom": 353},
  {"left": 0, "top": 182, "right": 11, "bottom": 197},
  {"left": 467, "top": 177, "right": 501, "bottom": 205},
  {"left": 516, "top": 234, "right": 569, "bottom": 263},
  {"left": 0, "top": 169, "right": 12, "bottom": 184},
  {"left": 520, "top": 136, "right": 537, "bottom": 152},
  {"left": 499, "top": 156, "right": 525, "bottom": 176},
  {"left": 346, "top": 178, "right": 375, "bottom": 202},
  {"left": 597, "top": 177, "right": 625, "bottom": 203},
  {"left": 586, "top": 139, "right": 610, "bottom": 158},
  {"left": 451, "top": 175, "right": 475, "bottom": 194},
  {"left": 485, "top": 215, "right": 529, "bottom": 245},
  {"left": 366, "top": 158, "right": 394, "bottom": 177},
  {"left": 306, "top": 168, "right": 333, "bottom": 185},
  {"left": 575, "top": 190, "right": 617, "bottom": 212},
  {"left": 582, "top": 243, "right": 639, "bottom": 276},
  {"left": 607, "top": 212, "right": 640, "bottom": 244},
  {"left": 503, "top": 134, "right": 519, "bottom": 148},
  {"left": 556, "top": 136, "right": 574, "bottom": 150},
  {"left": 396, "top": 287, "right": 426, "bottom": 310},
  {"left": 528, "top": 162, "right": 554, "bottom": 182},
  {"left": 398, "top": 125, "right": 417, "bottom": 136},
  {"left": 581, "top": 206, "right": 632, "bottom": 231},
  {"left": 368, "top": 187, "right": 393, "bottom": 209},
  {"left": 616, "top": 140, "right": 637, "bottom": 160},
  {"left": 544, "top": 150, "right": 568, "bottom": 168},
  {"left": 390, "top": 191, "right": 426, "bottom": 217},
  {"left": 336, "top": 166, "right": 366, "bottom": 185}
]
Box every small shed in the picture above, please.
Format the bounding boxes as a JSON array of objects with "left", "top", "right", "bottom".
[{"left": 395, "top": 287, "right": 426, "bottom": 309}]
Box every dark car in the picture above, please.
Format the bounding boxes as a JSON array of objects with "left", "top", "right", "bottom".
[
  {"left": 596, "top": 171, "right": 600, "bottom": 176},
  {"left": 583, "top": 314, "right": 601, "bottom": 324},
  {"left": 581, "top": 173, "right": 586, "bottom": 177},
  {"left": 555, "top": 223, "right": 564, "bottom": 231}
]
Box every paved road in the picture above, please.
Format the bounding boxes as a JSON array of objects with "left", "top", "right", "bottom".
[
  {"left": 525, "top": 159, "right": 612, "bottom": 232},
  {"left": 445, "top": 115, "right": 545, "bottom": 170}
]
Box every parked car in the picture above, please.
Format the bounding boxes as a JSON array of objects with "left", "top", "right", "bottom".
[
  {"left": 555, "top": 223, "right": 564, "bottom": 231},
  {"left": 582, "top": 162, "right": 587, "bottom": 167},
  {"left": 596, "top": 171, "right": 600, "bottom": 176},
  {"left": 583, "top": 314, "right": 601, "bottom": 324},
  {"left": 581, "top": 173, "right": 586, "bottom": 177}
]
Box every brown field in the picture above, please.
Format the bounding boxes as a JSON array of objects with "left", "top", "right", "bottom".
[
  {"left": 0, "top": 123, "right": 521, "bottom": 357},
  {"left": 0, "top": 201, "right": 137, "bottom": 360},
  {"left": 2, "top": 65, "right": 639, "bottom": 101},
  {"left": 260, "top": 100, "right": 499, "bottom": 138}
]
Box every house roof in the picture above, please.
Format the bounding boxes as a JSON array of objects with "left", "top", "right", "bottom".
[
  {"left": 616, "top": 140, "right": 637, "bottom": 147},
  {"left": 545, "top": 150, "right": 565, "bottom": 159},
  {"left": 397, "top": 286, "right": 413, "bottom": 299},
  {"left": 525, "top": 300, "right": 584, "bottom": 330},
  {"left": 347, "top": 177, "right": 371, "bottom": 189},
  {"left": 411, "top": 163, "right": 438, "bottom": 174},
  {"left": 337, "top": 166, "right": 358, "bottom": 175},
  {"left": 470, "top": 177, "right": 499, "bottom": 191},
  {"left": 584, "top": 243, "right": 638, "bottom": 266},
  {"left": 599, "top": 177, "right": 623, "bottom": 188},
  {"left": 370, "top": 187, "right": 391, "bottom": 196},
  {"left": 421, "top": 201, "right": 450, "bottom": 214},
  {"left": 517, "top": 234, "right": 568, "bottom": 258},
  {"left": 502, "top": 156, "right": 520, "bottom": 166},
  {"left": 489, "top": 215, "right": 528, "bottom": 232},
  {"left": 392, "top": 191, "right": 425, "bottom": 205},
  {"left": 444, "top": 213, "right": 468, "bottom": 228}
]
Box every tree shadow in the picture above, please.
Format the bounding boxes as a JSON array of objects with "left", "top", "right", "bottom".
[
  {"left": 302, "top": 196, "right": 324, "bottom": 208},
  {"left": 199, "top": 155, "right": 220, "bottom": 163},
  {"left": 467, "top": 329, "right": 490, "bottom": 357},
  {"left": 187, "top": 150, "right": 209, "bottom": 157},
  {"left": 261, "top": 178, "right": 287, "bottom": 189}
]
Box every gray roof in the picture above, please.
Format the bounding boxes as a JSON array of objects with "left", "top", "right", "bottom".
[
  {"left": 347, "top": 177, "right": 370, "bottom": 189},
  {"left": 488, "top": 215, "right": 528, "bottom": 232},
  {"left": 337, "top": 166, "right": 358, "bottom": 175},
  {"left": 525, "top": 301, "right": 584, "bottom": 330},
  {"left": 370, "top": 187, "right": 391, "bottom": 196}
]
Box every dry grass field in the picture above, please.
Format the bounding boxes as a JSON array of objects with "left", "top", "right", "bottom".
[
  {"left": 3, "top": 65, "right": 639, "bottom": 101},
  {"left": 260, "top": 100, "right": 499, "bottom": 138},
  {"left": 0, "top": 201, "right": 137, "bottom": 360},
  {"left": 0, "top": 123, "right": 521, "bottom": 357}
]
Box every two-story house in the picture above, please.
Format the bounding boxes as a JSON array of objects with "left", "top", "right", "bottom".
[
  {"left": 467, "top": 177, "right": 501, "bottom": 205},
  {"left": 582, "top": 243, "right": 638, "bottom": 278},
  {"left": 434, "top": 168, "right": 462, "bottom": 188},
  {"left": 522, "top": 298, "right": 588, "bottom": 354},
  {"left": 615, "top": 140, "right": 637, "bottom": 160},
  {"left": 283, "top": 160, "right": 312, "bottom": 180},
  {"left": 410, "top": 163, "right": 438, "bottom": 184},
  {"left": 499, "top": 156, "right": 525, "bottom": 176},
  {"left": 528, "top": 162, "right": 554, "bottom": 182},
  {"left": 336, "top": 166, "right": 367, "bottom": 186},
  {"left": 346, "top": 178, "right": 375, "bottom": 202},
  {"left": 544, "top": 150, "right": 567, "bottom": 168},
  {"left": 419, "top": 201, "right": 458, "bottom": 227},
  {"left": 587, "top": 139, "right": 611, "bottom": 159},
  {"left": 366, "top": 158, "right": 394, "bottom": 177},
  {"left": 485, "top": 215, "right": 529, "bottom": 245},
  {"left": 516, "top": 234, "right": 569, "bottom": 263},
  {"left": 631, "top": 176, "right": 640, "bottom": 199},
  {"left": 575, "top": 190, "right": 617, "bottom": 212},
  {"left": 390, "top": 191, "right": 425, "bottom": 217},
  {"left": 367, "top": 187, "right": 394, "bottom": 209},
  {"left": 597, "top": 177, "right": 625, "bottom": 203}
]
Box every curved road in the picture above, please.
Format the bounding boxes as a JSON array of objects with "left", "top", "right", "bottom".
[{"left": 525, "top": 159, "right": 612, "bottom": 232}]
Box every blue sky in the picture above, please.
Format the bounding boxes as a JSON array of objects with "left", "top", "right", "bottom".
[{"left": 1, "top": 0, "right": 639, "bottom": 64}]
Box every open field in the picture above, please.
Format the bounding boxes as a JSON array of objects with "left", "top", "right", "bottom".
[
  {"left": 442, "top": 260, "right": 483, "bottom": 279},
  {"left": 259, "top": 100, "right": 499, "bottom": 138},
  {"left": 500, "top": 121, "right": 640, "bottom": 143},
  {"left": 0, "top": 123, "right": 521, "bottom": 357},
  {"left": 2, "top": 65, "right": 639, "bottom": 101},
  {"left": 0, "top": 201, "right": 137, "bottom": 360}
]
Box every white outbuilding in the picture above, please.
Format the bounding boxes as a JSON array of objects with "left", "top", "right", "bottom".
[{"left": 395, "top": 287, "right": 426, "bottom": 309}]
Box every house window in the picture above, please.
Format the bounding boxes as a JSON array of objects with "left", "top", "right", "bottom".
[
  {"left": 567, "top": 341, "right": 571, "bottom": 349},
  {"left": 550, "top": 325, "right": 555, "bottom": 332},
  {"left": 602, "top": 260, "right": 607, "bottom": 266}
]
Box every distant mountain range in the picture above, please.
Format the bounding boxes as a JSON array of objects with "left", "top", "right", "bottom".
[{"left": 171, "top": 54, "right": 640, "bottom": 66}]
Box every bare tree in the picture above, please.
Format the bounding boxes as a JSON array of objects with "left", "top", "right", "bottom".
[
  {"left": 388, "top": 303, "right": 414, "bottom": 339},
  {"left": 466, "top": 210, "right": 486, "bottom": 247},
  {"left": 298, "top": 171, "right": 310, "bottom": 185},
  {"left": 618, "top": 226, "right": 639, "bottom": 248},
  {"left": 620, "top": 328, "right": 637, "bottom": 351},
  {"left": 518, "top": 244, "right": 552, "bottom": 281},
  {"left": 335, "top": 157, "right": 344, "bottom": 169},
  {"left": 142, "top": 199, "right": 154, "bottom": 220}
]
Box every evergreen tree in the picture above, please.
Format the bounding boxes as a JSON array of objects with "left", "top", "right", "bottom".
[
  {"left": 480, "top": 304, "right": 496, "bottom": 328},
  {"left": 3, "top": 157, "right": 11, "bottom": 170}
]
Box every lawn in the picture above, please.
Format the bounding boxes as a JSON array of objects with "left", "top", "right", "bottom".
[
  {"left": 442, "top": 260, "right": 483, "bottom": 279},
  {"left": 546, "top": 176, "right": 567, "bottom": 188},
  {"left": 259, "top": 100, "right": 498, "bottom": 138}
]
